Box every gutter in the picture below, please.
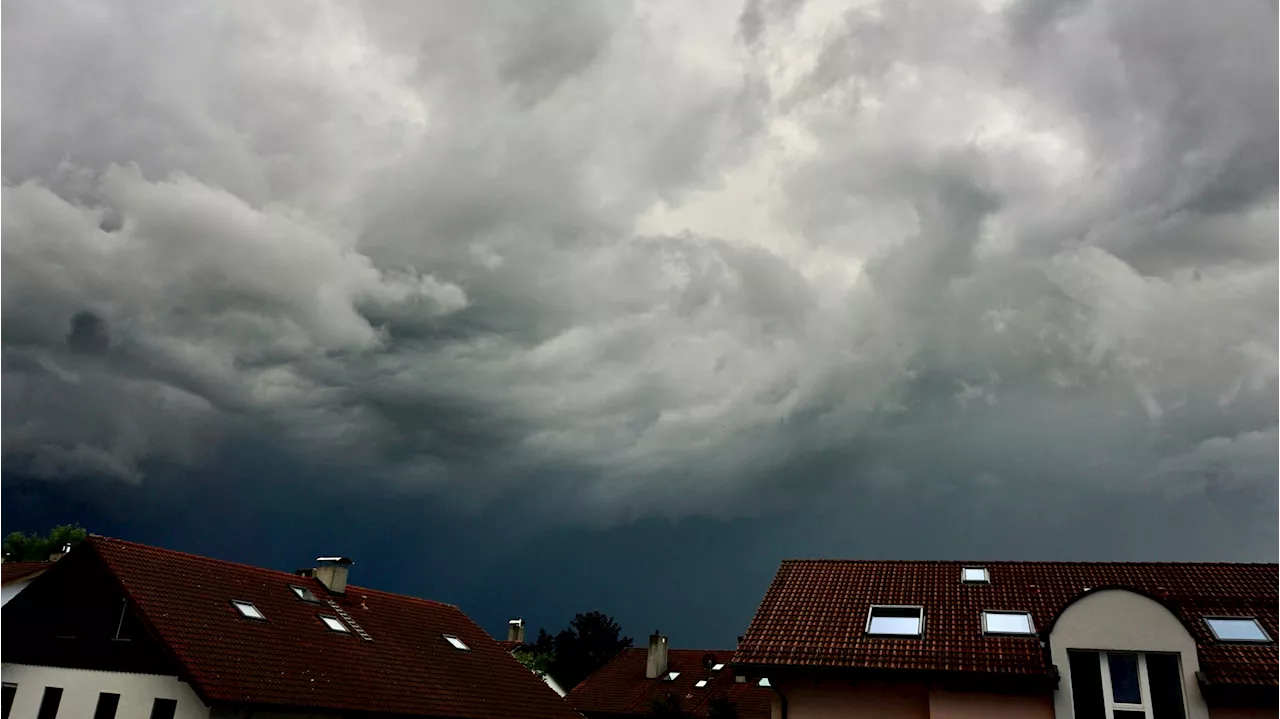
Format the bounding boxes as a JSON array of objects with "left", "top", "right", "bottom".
[{"left": 769, "top": 684, "right": 788, "bottom": 719}]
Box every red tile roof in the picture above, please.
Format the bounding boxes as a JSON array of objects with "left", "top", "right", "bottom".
[
  {"left": 1, "top": 561, "right": 50, "bottom": 584},
  {"left": 567, "top": 648, "right": 772, "bottom": 719},
  {"left": 83, "top": 536, "right": 582, "bottom": 719},
  {"left": 497, "top": 640, "right": 525, "bottom": 653},
  {"left": 734, "top": 560, "right": 1278, "bottom": 687}
]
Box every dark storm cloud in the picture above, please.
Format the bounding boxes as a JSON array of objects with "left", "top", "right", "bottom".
[{"left": 2, "top": 0, "right": 1274, "bottom": 553}]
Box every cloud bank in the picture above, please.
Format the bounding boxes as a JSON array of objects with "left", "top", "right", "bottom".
[{"left": 4, "top": 0, "right": 1275, "bottom": 527}]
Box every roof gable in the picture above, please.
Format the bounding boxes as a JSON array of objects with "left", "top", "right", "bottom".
[
  {"left": 734, "top": 560, "right": 1278, "bottom": 687},
  {"left": 77, "top": 536, "right": 582, "bottom": 719}
]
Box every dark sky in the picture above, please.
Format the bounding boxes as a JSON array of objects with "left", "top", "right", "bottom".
[{"left": 2, "top": 0, "right": 1277, "bottom": 650}]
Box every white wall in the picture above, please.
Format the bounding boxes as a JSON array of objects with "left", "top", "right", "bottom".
[
  {"left": 1049, "top": 588, "right": 1210, "bottom": 719},
  {"left": 1, "top": 580, "right": 33, "bottom": 607},
  {"left": 1, "top": 663, "right": 210, "bottom": 719}
]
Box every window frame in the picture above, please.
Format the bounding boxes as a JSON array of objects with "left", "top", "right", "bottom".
[
  {"left": 443, "top": 633, "right": 470, "bottom": 650},
  {"left": 1099, "top": 652, "right": 1153, "bottom": 719},
  {"left": 981, "top": 610, "right": 1036, "bottom": 636},
  {"left": 318, "top": 614, "right": 350, "bottom": 633},
  {"left": 961, "top": 566, "right": 990, "bottom": 583},
  {"left": 230, "top": 600, "right": 266, "bottom": 621},
  {"left": 864, "top": 604, "right": 925, "bottom": 638},
  {"left": 1203, "top": 616, "right": 1272, "bottom": 644},
  {"left": 290, "top": 585, "right": 322, "bottom": 603}
]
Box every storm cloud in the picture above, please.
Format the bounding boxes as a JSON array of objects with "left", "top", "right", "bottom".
[{"left": 3, "top": 0, "right": 1275, "bottom": 545}]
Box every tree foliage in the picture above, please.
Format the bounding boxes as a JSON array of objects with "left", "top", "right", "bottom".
[
  {"left": 532, "top": 610, "right": 633, "bottom": 689},
  {"left": 707, "top": 696, "right": 741, "bottom": 719},
  {"left": 648, "top": 692, "right": 692, "bottom": 718},
  {"left": 2, "top": 524, "right": 87, "bottom": 562}
]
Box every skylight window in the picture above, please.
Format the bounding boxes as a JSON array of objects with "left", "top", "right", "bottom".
[
  {"left": 982, "top": 611, "right": 1035, "bottom": 636},
  {"left": 444, "top": 634, "right": 470, "bottom": 650},
  {"left": 711, "top": 663, "right": 725, "bottom": 671},
  {"left": 319, "top": 615, "right": 349, "bottom": 633},
  {"left": 1204, "top": 617, "right": 1271, "bottom": 643},
  {"left": 866, "top": 605, "right": 924, "bottom": 637},
  {"left": 290, "top": 585, "right": 321, "bottom": 603},
  {"left": 962, "top": 567, "right": 989, "bottom": 583},
  {"left": 758, "top": 678, "right": 772, "bottom": 687},
  {"left": 694, "top": 680, "right": 708, "bottom": 688},
  {"left": 663, "top": 671, "right": 680, "bottom": 682},
  {"left": 231, "top": 600, "right": 265, "bottom": 620}
]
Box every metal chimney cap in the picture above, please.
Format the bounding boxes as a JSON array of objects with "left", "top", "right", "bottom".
[
  {"left": 316, "top": 556, "right": 354, "bottom": 565},
  {"left": 509, "top": 618, "right": 524, "bottom": 625}
]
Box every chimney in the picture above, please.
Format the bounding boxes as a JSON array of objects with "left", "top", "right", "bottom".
[
  {"left": 313, "top": 556, "right": 353, "bottom": 594},
  {"left": 645, "top": 631, "right": 669, "bottom": 679},
  {"left": 507, "top": 618, "right": 526, "bottom": 644}
]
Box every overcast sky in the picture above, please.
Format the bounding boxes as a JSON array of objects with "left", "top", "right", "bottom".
[{"left": 3, "top": 0, "right": 1276, "bottom": 647}]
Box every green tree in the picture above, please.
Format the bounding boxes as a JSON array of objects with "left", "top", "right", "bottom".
[
  {"left": 707, "top": 696, "right": 741, "bottom": 719},
  {"left": 532, "top": 611, "right": 633, "bottom": 689},
  {"left": 648, "top": 692, "right": 692, "bottom": 718},
  {"left": 515, "top": 647, "right": 555, "bottom": 676},
  {"left": 2, "top": 524, "right": 87, "bottom": 562}
]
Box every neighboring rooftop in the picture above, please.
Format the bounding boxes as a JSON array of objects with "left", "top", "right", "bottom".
[
  {"left": 568, "top": 648, "right": 771, "bottom": 719},
  {"left": 734, "top": 560, "right": 1278, "bottom": 687},
  {"left": 1, "top": 561, "right": 50, "bottom": 585},
  {"left": 6, "top": 536, "right": 582, "bottom": 719}
]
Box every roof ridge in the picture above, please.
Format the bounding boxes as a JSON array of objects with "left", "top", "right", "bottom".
[
  {"left": 780, "top": 558, "right": 1279, "bottom": 566},
  {"left": 86, "top": 535, "right": 459, "bottom": 610}
]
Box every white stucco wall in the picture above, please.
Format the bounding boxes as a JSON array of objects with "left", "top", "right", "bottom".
[
  {"left": 1049, "top": 588, "right": 1209, "bottom": 719},
  {"left": 1, "top": 580, "right": 33, "bottom": 607},
  {"left": 1, "top": 664, "right": 210, "bottom": 719}
]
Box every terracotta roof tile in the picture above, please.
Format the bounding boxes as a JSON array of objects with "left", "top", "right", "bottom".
[
  {"left": 568, "top": 648, "right": 771, "bottom": 718},
  {"left": 734, "top": 560, "right": 1277, "bottom": 687},
  {"left": 1, "top": 561, "right": 50, "bottom": 584},
  {"left": 85, "top": 536, "right": 582, "bottom": 719}
]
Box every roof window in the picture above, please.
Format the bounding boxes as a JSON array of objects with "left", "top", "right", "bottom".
[
  {"left": 982, "top": 611, "right": 1035, "bottom": 636},
  {"left": 1204, "top": 617, "right": 1271, "bottom": 643},
  {"left": 962, "top": 567, "right": 989, "bottom": 583},
  {"left": 319, "top": 615, "right": 349, "bottom": 633},
  {"left": 290, "top": 585, "right": 321, "bottom": 603},
  {"left": 866, "top": 605, "right": 924, "bottom": 637},
  {"left": 694, "top": 679, "right": 708, "bottom": 688},
  {"left": 444, "top": 634, "right": 470, "bottom": 650},
  {"left": 711, "top": 663, "right": 725, "bottom": 671},
  {"left": 231, "top": 600, "right": 265, "bottom": 620},
  {"left": 759, "top": 678, "right": 772, "bottom": 687},
  {"left": 663, "top": 671, "right": 680, "bottom": 682}
]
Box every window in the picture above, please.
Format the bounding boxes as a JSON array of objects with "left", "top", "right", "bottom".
[
  {"left": 1204, "top": 617, "right": 1271, "bottom": 643},
  {"left": 982, "top": 611, "right": 1035, "bottom": 635},
  {"left": 1067, "top": 650, "right": 1185, "bottom": 719},
  {"left": 759, "top": 678, "right": 772, "bottom": 687},
  {"left": 149, "top": 698, "right": 178, "bottom": 719},
  {"left": 962, "top": 567, "right": 989, "bottom": 583},
  {"left": 319, "top": 615, "right": 350, "bottom": 633},
  {"left": 94, "top": 693, "right": 121, "bottom": 719},
  {"left": 290, "top": 585, "right": 321, "bottom": 603},
  {"left": 443, "top": 634, "right": 469, "bottom": 650},
  {"left": 694, "top": 679, "right": 708, "bottom": 688},
  {"left": 231, "top": 600, "right": 265, "bottom": 620},
  {"left": 711, "top": 662, "right": 725, "bottom": 671},
  {"left": 2, "top": 684, "right": 15, "bottom": 719},
  {"left": 35, "top": 687, "right": 62, "bottom": 719},
  {"left": 865, "top": 605, "right": 924, "bottom": 637},
  {"left": 662, "top": 671, "right": 680, "bottom": 682}
]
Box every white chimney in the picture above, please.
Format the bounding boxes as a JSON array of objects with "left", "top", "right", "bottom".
[
  {"left": 313, "top": 556, "right": 353, "bottom": 594},
  {"left": 507, "top": 618, "right": 526, "bottom": 643},
  {"left": 645, "top": 631, "right": 669, "bottom": 679}
]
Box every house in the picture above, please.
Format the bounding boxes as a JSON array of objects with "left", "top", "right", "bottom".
[
  {"left": 568, "top": 632, "right": 772, "bottom": 719},
  {"left": 499, "top": 617, "right": 570, "bottom": 698},
  {"left": 1, "top": 561, "right": 53, "bottom": 607},
  {"left": 733, "top": 560, "right": 1278, "bottom": 719},
  {"left": 1, "top": 535, "right": 583, "bottom": 719}
]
